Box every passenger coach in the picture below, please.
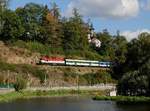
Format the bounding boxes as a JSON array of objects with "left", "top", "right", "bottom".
[{"left": 39, "top": 56, "right": 111, "bottom": 68}]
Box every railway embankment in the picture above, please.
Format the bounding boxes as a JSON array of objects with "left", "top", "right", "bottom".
[{"left": 0, "top": 41, "right": 115, "bottom": 89}]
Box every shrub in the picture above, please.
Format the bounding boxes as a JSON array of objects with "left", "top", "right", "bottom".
[
  {"left": 14, "top": 76, "right": 27, "bottom": 92},
  {"left": 34, "top": 69, "right": 48, "bottom": 83}
]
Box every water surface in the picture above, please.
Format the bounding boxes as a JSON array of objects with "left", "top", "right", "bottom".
[{"left": 0, "top": 96, "right": 150, "bottom": 111}]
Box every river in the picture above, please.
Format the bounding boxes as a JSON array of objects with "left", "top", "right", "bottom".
[{"left": 0, "top": 96, "right": 150, "bottom": 111}]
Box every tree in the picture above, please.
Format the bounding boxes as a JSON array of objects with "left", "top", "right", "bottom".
[
  {"left": 0, "top": 0, "right": 9, "bottom": 11},
  {"left": 116, "top": 32, "right": 150, "bottom": 96},
  {"left": 42, "top": 4, "right": 64, "bottom": 52},
  {"left": 63, "top": 8, "right": 89, "bottom": 53},
  {"left": 96, "top": 29, "right": 113, "bottom": 59},
  {"left": 111, "top": 36, "right": 128, "bottom": 79},
  {"left": 117, "top": 64, "right": 150, "bottom": 96},
  {"left": 1, "top": 10, "right": 25, "bottom": 41},
  {"left": 15, "top": 3, "right": 45, "bottom": 42},
  {"left": 124, "top": 32, "right": 150, "bottom": 72},
  {"left": 50, "top": 2, "right": 60, "bottom": 19},
  {"left": 0, "top": 0, "right": 10, "bottom": 34}
]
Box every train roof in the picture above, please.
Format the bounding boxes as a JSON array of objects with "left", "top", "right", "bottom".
[{"left": 65, "top": 59, "right": 100, "bottom": 63}]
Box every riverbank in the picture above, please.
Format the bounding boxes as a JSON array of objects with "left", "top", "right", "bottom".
[
  {"left": 93, "top": 96, "right": 150, "bottom": 104},
  {"left": 0, "top": 89, "right": 106, "bottom": 102},
  {"left": 1, "top": 89, "right": 150, "bottom": 104}
]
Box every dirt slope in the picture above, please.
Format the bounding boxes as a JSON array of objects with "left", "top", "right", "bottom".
[{"left": 0, "top": 41, "right": 40, "bottom": 64}]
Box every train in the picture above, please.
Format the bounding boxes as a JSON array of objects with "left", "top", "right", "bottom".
[{"left": 39, "top": 56, "right": 111, "bottom": 68}]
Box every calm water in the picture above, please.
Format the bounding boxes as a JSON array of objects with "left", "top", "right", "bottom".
[{"left": 0, "top": 96, "right": 150, "bottom": 111}]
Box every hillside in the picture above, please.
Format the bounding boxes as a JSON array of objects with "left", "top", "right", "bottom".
[{"left": 0, "top": 41, "right": 114, "bottom": 87}]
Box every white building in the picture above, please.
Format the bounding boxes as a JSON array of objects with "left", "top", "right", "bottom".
[{"left": 88, "top": 30, "right": 101, "bottom": 48}]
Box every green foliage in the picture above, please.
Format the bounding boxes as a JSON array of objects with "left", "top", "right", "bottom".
[
  {"left": 125, "top": 33, "right": 150, "bottom": 71},
  {"left": 93, "top": 96, "right": 150, "bottom": 104},
  {"left": 1, "top": 10, "right": 25, "bottom": 41},
  {"left": 63, "top": 9, "right": 89, "bottom": 52},
  {"left": 32, "top": 68, "right": 48, "bottom": 83},
  {"left": 0, "top": 90, "right": 107, "bottom": 102},
  {"left": 0, "top": 2, "right": 120, "bottom": 60},
  {"left": 14, "top": 76, "right": 27, "bottom": 91},
  {"left": 97, "top": 29, "right": 113, "bottom": 56},
  {"left": 112, "top": 36, "right": 128, "bottom": 63},
  {"left": 41, "top": 3, "right": 63, "bottom": 48},
  {"left": 117, "top": 70, "right": 149, "bottom": 96},
  {"left": 116, "top": 33, "right": 150, "bottom": 96},
  {"left": 15, "top": 3, "right": 46, "bottom": 42},
  {"left": 111, "top": 36, "right": 128, "bottom": 79},
  {"left": 0, "top": 0, "right": 9, "bottom": 11}
]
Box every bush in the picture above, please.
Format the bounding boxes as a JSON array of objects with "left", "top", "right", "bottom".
[{"left": 14, "top": 76, "right": 27, "bottom": 92}]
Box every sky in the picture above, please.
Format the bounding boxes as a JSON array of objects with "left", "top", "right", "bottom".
[{"left": 9, "top": 0, "right": 150, "bottom": 41}]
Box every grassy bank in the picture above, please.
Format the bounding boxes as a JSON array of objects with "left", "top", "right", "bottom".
[
  {"left": 1, "top": 90, "right": 150, "bottom": 104},
  {"left": 93, "top": 96, "right": 150, "bottom": 104},
  {"left": 0, "top": 90, "right": 106, "bottom": 103}
]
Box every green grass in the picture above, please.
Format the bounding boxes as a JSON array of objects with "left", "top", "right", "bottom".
[
  {"left": 0, "top": 90, "right": 107, "bottom": 103},
  {"left": 3, "top": 90, "right": 150, "bottom": 104}
]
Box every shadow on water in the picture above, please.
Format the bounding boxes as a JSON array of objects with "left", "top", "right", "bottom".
[{"left": 0, "top": 96, "right": 150, "bottom": 111}]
